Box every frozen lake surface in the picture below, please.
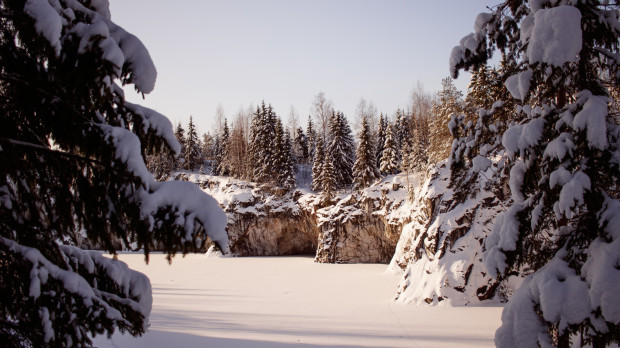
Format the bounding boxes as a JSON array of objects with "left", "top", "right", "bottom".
[{"left": 94, "top": 254, "right": 502, "bottom": 348}]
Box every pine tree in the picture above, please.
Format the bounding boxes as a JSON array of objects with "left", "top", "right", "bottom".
[
  {"left": 394, "top": 109, "right": 411, "bottom": 152},
  {"left": 311, "top": 138, "right": 325, "bottom": 191},
  {"left": 174, "top": 122, "right": 187, "bottom": 170},
  {"left": 250, "top": 102, "right": 277, "bottom": 184},
  {"left": 429, "top": 77, "right": 464, "bottom": 164},
  {"left": 307, "top": 116, "right": 317, "bottom": 164},
  {"left": 321, "top": 151, "right": 337, "bottom": 200},
  {"left": 405, "top": 119, "right": 429, "bottom": 173},
  {"left": 0, "top": 2, "right": 228, "bottom": 346},
  {"left": 380, "top": 124, "right": 400, "bottom": 175},
  {"left": 211, "top": 134, "right": 223, "bottom": 175},
  {"left": 219, "top": 119, "right": 230, "bottom": 176},
  {"left": 328, "top": 111, "right": 355, "bottom": 189},
  {"left": 185, "top": 116, "right": 201, "bottom": 171},
  {"left": 293, "top": 127, "right": 309, "bottom": 164},
  {"left": 353, "top": 116, "right": 380, "bottom": 189},
  {"left": 274, "top": 118, "right": 296, "bottom": 189},
  {"left": 376, "top": 113, "right": 388, "bottom": 168},
  {"left": 452, "top": 2, "right": 620, "bottom": 346},
  {"left": 464, "top": 65, "right": 494, "bottom": 117}
]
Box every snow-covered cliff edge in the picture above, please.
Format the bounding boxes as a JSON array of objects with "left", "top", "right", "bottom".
[{"left": 188, "top": 174, "right": 415, "bottom": 263}]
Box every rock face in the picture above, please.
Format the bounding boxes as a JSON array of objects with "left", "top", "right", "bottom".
[
  {"left": 388, "top": 159, "right": 517, "bottom": 306},
  {"left": 198, "top": 177, "right": 319, "bottom": 256},
  {"left": 309, "top": 176, "right": 413, "bottom": 263},
  {"left": 192, "top": 174, "right": 413, "bottom": 263}
]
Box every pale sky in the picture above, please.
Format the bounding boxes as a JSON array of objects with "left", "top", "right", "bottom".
[{"left": 109, "top": 0, "right": 498, "bottom": 134}]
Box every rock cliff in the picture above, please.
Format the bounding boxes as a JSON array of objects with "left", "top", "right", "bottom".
[{"left": 191, "top": 174, "right": 415, "bottom": 263}]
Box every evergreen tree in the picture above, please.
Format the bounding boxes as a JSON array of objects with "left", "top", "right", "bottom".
[
  {"left": 394, "top": 109, "right": 411, "bottom": 152},
  {"left": 429, "top": 77, "right": 464, "bottom": 164},
  {"left": 452, "top": 2, "right": 620, "bottom": 346},
  {"left": 219, "top": 119, "right": 230, "bottom": 176},
  {"left": 184, "top": 116, "right": 201, "bottom": 171},
  {"left": 404, "top": 120, "right": 429, "bottom": 173},
  {"left": 202, "top": 132, "right": 215, "bottom": 161},
  {"left": 250, "top": 102, "right": 277, "bottom": 184},
  {"left": 328, "top": 111, "right": 355, "bottom": 189},
  {"left": 211, "top": 120, "right": 230, "bottom": 176},
  {"left": 380, "top": 124, "right": 400, "bottom": 175},
  {"left": 0, "top": 2, "right": 228, "bottom": 346},
  {"left": 274, "top": 118, "right": 296, "bottom": 189},
  {"left": 293, "top": 127, "right": 309, "bottom": 164},
  {"left": 307, "top": 116, "right": 317, "bottom": 164},
  {"left": 321, "top": 151, "right": 337, "bottom": 200},
  {"left": 211, "top": 134, "right": 223, "bottom": 175},
  {"left": 376, "top": 113, "right": 388, "bottom": 168},
  {"left": 353, "top": 116, "right": 380, "bottom": 189},
  {"left": 464, "top": 65, "right": 494, "bottom": 117},
  {"left": 145, "top": 147, "right": 175, "bottom": 181},
  {"left": 174, "top": 122, "right": 187, "bottom": 170},
  {"left": 311, "top": 138, "right": 325, "bottom": 191}
]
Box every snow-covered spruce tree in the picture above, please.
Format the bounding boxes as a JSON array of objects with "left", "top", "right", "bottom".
[
  {"left": 394, "top": 109, "right": 411, "bottom": 154},
  {"left": 376, "top": 113, "right": 388, "bottom": 167},
  {"left": 429, "top": 77, "right": 465, "bottom": 164},
  {"left": 0, "top": 1, "right": 228, "bottom": 347},
  {"left": 311, "top": 137, "right": 325, "bottom": 191},
  {"left": 451, "top": 1, "right": 620, "bottom": 346},
  {"left": 293, "top": 126, "right": 309, "bottom": 164},
  {"left": 306, "top": 116, "right": 317, "bottom": 162},
  {"left": 321, "top": 151, "right": 337, "bottom": 201},
  {"left": 250, "top": 102, "right": 277, "bottom": 184},
  {"left": 184, "top": 115, "right": 201, "bottom": 171},
  {"left": 353, "top": 116, "right": 380, "bottom": 189},
  {"left": 218, "top": 118, "right": 230, "bottom": 176},
  {"left": 174, "top": 121, "right": 187, "bottom": 170},
  {"left": 328, "top": 111, "right": 355, "bottom": 189},
  {"left": 380, "top": 124, "right": 401, "bottom": 175},
  {"left": 211, "top": 134, "right": 223, "bottom": 175},
  {"left": 274, "top": 117, "right": 295, "bottom": 189},
  {"left": 464, "top": 65, "right": 495, "bottom": 118}
]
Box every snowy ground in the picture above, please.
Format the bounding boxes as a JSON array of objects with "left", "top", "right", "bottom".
[{"left": 93, "top": 254, "right": 502, "bottom": 348}]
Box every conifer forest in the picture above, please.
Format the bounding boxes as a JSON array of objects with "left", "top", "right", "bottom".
[{"left": 1, "top": 0, "right": 619, "bottom": 347}]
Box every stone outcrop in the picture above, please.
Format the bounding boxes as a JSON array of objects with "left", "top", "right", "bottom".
[
  {"left": 309, "top": 176, "right": 412, "bottom": 263},
  {"left": 192, "top": 174, "right": 414, "bottom": 263},
  {"left": 388, "top": 160, "right": 517, "bottom": 306},
  {"left": 198, "top": 178, "right": 318, "bottom": 256}
]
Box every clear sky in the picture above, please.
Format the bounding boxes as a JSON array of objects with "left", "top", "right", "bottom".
[{"left": 109, "top": 0, "right": 498, "bottom": 134}]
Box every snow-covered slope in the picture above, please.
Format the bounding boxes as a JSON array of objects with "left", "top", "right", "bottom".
[{"left": 389, "top": 158, "right": 518, "bottom": 306}]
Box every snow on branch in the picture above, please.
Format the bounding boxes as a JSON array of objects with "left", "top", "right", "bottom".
[
  {"left": 23, "top": 0, "right": 157, "bottom": 93},
  {"left": 124, "top": 101, "right": 182, "bottom": 156},
  {"left": 0, "top": 237, "right": 152, "bottom": 344},
  {"left": 573, "top": 91, "right": 610, "bottom": 150},
  {"left": 141, "top": 181, "right": 229, "bottom": 252},
  {"left": 522, "top": 6, "right": 582, "bottom": 66}
]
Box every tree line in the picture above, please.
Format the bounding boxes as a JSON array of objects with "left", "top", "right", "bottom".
[{"left": 149, "top": 65, "right": 515, "bottom": 200}]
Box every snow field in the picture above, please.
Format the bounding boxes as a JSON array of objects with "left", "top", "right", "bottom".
[{"left": 94, "top": 254, "right": 502, "bottom": 348}]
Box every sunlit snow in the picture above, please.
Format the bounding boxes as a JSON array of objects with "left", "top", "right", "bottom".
[{"left": 94, "top": 254, "right": 502, "bottom": 348}]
